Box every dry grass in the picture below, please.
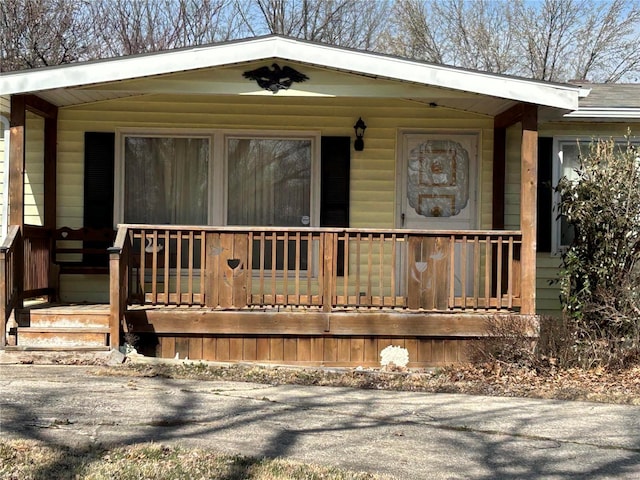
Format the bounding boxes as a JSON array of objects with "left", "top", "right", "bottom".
[
  {"left": 0, "top": 440, "right": 388, "bottom": 480},
  {"left": 93, "top": 360, "right": 640, "bottom": 405}
]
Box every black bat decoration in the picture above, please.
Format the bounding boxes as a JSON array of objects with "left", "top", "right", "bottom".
[{"left": 243, "top": 63, "right": 309, "bottom": 93}]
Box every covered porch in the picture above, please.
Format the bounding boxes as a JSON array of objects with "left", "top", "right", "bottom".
[{"left": 0, "top": 37, "right": 580, "bottom": 366}]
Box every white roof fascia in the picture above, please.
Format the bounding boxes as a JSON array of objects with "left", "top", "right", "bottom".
[
  {"left": 0, "top": 36, "right": 580, "bottom": 111},
  {"left": 564, "top": 108, "right": 640, "bottom": 119}
]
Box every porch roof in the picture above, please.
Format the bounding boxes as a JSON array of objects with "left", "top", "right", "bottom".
[{"left": 0, "top": 35, "right": 581, "bottom": 117}]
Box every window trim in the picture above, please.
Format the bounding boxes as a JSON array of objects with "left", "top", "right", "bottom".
[{"left": 114, "top": 128, "right": 321, "bottom": 228}]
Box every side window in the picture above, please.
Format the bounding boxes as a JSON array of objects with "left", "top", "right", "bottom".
[{"left": 553, "top": 138, "right": 639, "bottom": 253}]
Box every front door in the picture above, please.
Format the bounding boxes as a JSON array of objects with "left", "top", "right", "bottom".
[
  {"left": 396, "top": 132, "right": 478, "bottom": 305},
  {"left": 397, "top": 132, "right": 477, "bottom": 231}
]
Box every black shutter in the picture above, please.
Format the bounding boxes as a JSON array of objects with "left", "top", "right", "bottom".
[
  {"left": 83, "top": 132, "right": 115, "bottom": 265},
  {"left": 537, "top": 137, "right": 553, "bottom": 253},
  {"left": 321, "top": 136, "right": 350, "bottom": 275}
]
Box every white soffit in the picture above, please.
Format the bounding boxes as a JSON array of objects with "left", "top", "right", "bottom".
[{"left": 0, "top": 36, "right": 581, "bottom": 111}]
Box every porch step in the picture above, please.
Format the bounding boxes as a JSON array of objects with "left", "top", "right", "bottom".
[
  {"left": 18, "top": 304, "right": 110, "bottom": 328},
  {"left": 11, "top": 303, "right": 111, "bottom": 350},
  {"left": 4, "top": 345, "right": 111, "bottom": 352},
  {"left": 16, "top": 327, "right": 109, "bottom": 348}
]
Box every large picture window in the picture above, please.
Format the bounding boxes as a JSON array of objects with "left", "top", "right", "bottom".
[
  {"left": 116, "top": 130, "right": 319, "bottom": 228},
  {"left": 123, "top": 135, "right": 209, "bottom": 225}
]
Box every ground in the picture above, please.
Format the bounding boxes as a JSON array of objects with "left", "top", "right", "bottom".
[{"left": 4, "top": 349, "right": 640, "bottom": 405}]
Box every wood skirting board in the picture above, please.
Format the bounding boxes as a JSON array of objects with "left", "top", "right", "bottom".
[
  {"left": 125, "top": 309, "right": 539, "bottom": 367},
  {"left": 139, "top": 334, "right": 470, "bottom": 367}
]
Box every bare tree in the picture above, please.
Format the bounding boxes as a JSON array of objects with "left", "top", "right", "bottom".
[
  {"left": 243, "top": 0, "right": 390, "bottom": 49},
  {"left": 0, "top": 0, "right": 93, "bottom": 71},
  {"left": 386, "top": 0, "right": 640, "bottom": 82},
  {"left": 88, "top": 0, "right": 243, "bottom": 57}
]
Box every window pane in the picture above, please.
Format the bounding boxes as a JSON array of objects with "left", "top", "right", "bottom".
[
  {"left": 227, "top": 138, "right": 311, "bottom": 226},
  {"left": 559, "top": 143, "right": 583, "bottom": 247},
  {"left": 124, "top": 137, "right": 209, "bottom": 225}
]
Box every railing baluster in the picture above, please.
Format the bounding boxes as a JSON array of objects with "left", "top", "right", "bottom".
[
  {"left": 484, "top": 235, "right": 491, "bottom": 309},
  {"left": 294, "top": 231, "right": 300, "bottom": 304},
  {"left": 449, "top": 234, "right": 455, "bottom": 309},
  {"left": 247, "top": 231, "right": 254, "bottom": 305},
  {"left": 378, "top": 234, "right": 384, "bottom": 306},
  {"left": 283, "top": 231, "right": 289, "bottom": 306},
  {"left": 199, "top": 230, "right": 206, "bottom": 306},
  {"left": 188, "top": 231, "right": 194, "bottom": 305},
  {"left": 259, "top": 232, "right": 265, "bottom": 304},
  {"left": 461, "top": 235, "right": 467, "bottom": 309},
  {"left": 271, "top": 231, "right": 277, "bottom": 305},
  {"left": 391, "top": 233, "right": 397, "bottom": 307},
  {"left": 508, "top": 236, "right": 514, "bottom": 309},
  {"left": 163, "top": 230, "right": 170, "bottom": 306},
  {"left": 176, "top": 231, "right": 182, "bottom": 305},
  {"left": 473, "top": 235, "right": 480, "bottom": 310},
  {"left": 355, "top": 233, "right": 361, "bottom": 307},
  {"left": 306, "top": 232, "right": 312, "bottom": 305},
  {"left": 342, "top": 232, "right": 348, "bottom": 306},
  {"left": 496, "top": 236, "right": 503, "bottom": 310}
]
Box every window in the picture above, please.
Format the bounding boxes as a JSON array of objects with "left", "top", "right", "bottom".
[
  {"left": 553, "top": 137, "right": 639, "bottom": 253},
  {"left": 226, "top": 137, "right": 312, "bottom": 227},
  {"left": 122, "top": 135, "right": 209, "bottom": 224},
  {"left": 116, "top": 130, "right": 319, "bottom": 228}
]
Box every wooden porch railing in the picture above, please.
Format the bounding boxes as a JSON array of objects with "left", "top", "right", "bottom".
[
  {"left": 22, "top": 225, "right": 53, "bottom": 298},
  {"left": 0, "top": 226, "right": 22, "bottom": 347},
  {"left": 110, "top": 225, "right": 522, "bottom": 316}
]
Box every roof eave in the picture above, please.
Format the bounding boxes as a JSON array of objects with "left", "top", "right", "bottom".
[
  {"left": 0, "top": 36, "right": 581, "bottom": 111},
  {"left": 563, "top": 108, "right": 640, "bottom": 119}
]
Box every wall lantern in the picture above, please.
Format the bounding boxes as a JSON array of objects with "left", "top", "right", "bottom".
[{"left": 353, "top": 117, "right": 367, "bottom": 151}]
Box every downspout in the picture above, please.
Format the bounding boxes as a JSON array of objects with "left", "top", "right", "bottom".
[{"left": 0, "top": 114, "right": 9, "bottom": 239}]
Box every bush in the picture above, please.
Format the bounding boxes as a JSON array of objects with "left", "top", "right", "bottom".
[{"left": 556, "top": 135, "right": 640, "bottom": 368}]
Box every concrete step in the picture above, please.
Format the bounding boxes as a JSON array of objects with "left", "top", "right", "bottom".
[{"left": 17, "top": 327, "right": 109, "bottom": 348}]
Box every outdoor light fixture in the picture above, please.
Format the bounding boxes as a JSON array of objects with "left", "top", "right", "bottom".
[{"left": 353, "top": 117, "right": 367, "bottom": 151}]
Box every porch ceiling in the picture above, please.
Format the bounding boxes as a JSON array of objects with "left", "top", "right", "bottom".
[
  {"left": 1, "top": 35, "right": 580, "bottom": 117},
  {"left": 32, "top": 61, "right": 516, "bottom": 117}
]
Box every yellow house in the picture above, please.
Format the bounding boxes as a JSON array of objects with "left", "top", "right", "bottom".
[{"left": 0, "top": 36, "right": 600, "bottom": 366}]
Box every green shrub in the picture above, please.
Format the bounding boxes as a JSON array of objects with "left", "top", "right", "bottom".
[{"left": 556, "top": 135, "right": 640, "bottom": 367}]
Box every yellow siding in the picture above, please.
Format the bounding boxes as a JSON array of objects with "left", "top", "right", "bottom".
[
  {"left": 25, "top": 112, "right": 45, "bottom": 226},
  {"left": 55, "top": 95, "right": 494, "bottom": 301},
  {"left": 504, "top": 123, "right": 522, "bottom": 230},
  {"left": 0, "top": 95, "right": 9, "bottom": 116}
]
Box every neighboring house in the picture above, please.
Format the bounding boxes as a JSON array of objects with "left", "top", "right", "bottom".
[{"left": 0, "top": 35, "right": 631, "bottom": 366}]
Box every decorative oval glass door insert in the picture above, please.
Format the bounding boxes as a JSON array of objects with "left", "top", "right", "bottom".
[{"left": 407, "top": 139, "right": 469, "bottom": 217}]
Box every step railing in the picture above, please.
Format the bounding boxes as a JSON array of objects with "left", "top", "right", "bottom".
[
  {"left": 109, "top": 225, "right": 522, "bottom": 315},
  {"left": 0, "top": 225, "right": 22, "bottom": 347}
]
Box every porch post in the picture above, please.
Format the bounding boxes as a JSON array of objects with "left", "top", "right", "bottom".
[
  {"left": 520, "top": 105, "right": 538, "bottom": 314},
  {"left": 8, "top": 96, "right": 25, "bottom": 310},
  {"left": 492, "top": 125, "right": 506, "bottom": 230},
  {"left": 8, "top": 95, "right": 25, "bottom": 229}
]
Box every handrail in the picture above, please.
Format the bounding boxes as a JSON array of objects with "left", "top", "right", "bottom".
[
  {"left": 118, "top": 223, "right": 522, "bottom": 236},
  {"left": 0, "top": 225, "right": 22, "bottom": 347}
]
